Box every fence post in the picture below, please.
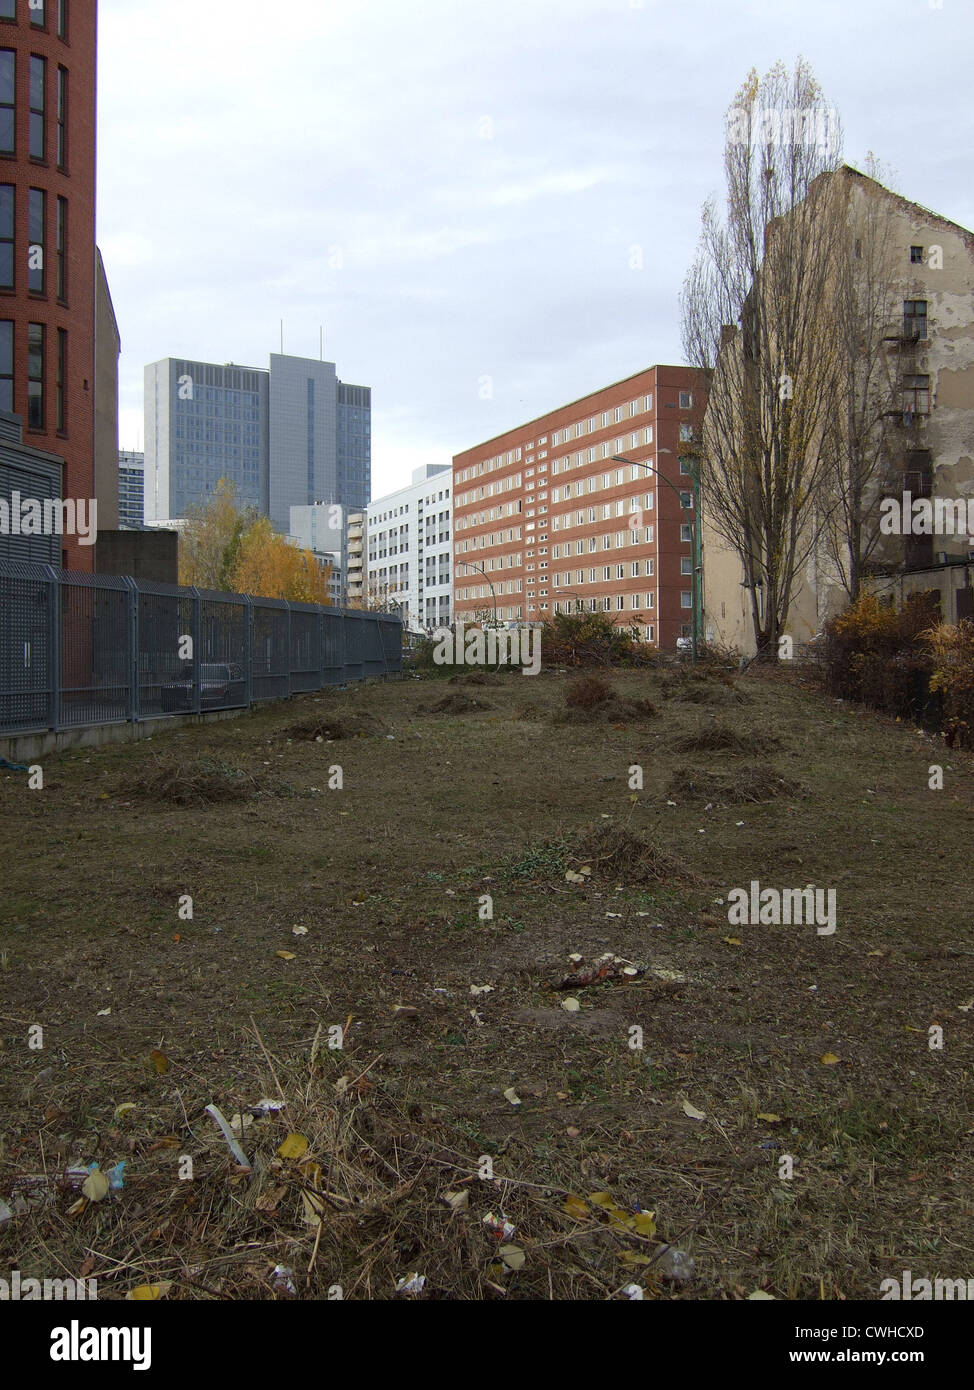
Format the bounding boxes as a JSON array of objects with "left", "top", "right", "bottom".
[
  {"left": 43, "top": 563, "right": 60, "bottom": 732},
  {"left": 339, "top": 603, "right": 347, "bottom": 685},
  {"left": 124, "top": 576, "right": 138, "bottom": 722},
  {"left": 243, "top": 594, "right": 253, "bottom": 709},
  {"left": 376, "top": 612, "right": 388, "bottom": 680},
  {"left": 190, "top": 588, "right": 202, "bottom": 716},
  {"left": 284, "top": 601, "right": 292, "bottom": 700}
]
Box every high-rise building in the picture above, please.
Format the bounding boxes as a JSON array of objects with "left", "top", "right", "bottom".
[
  {"left": 452, "top": 368, "right": 701, "bottom": 649},
  {"left": 0, "top": 0, "right": 119, "bottom": 569},
  {"left": 144, "top": 358, "right": 268, "bottom": 522},
  {"left": 144, "top": 353, "right": 370, "bottom": 529},
  {"left": 117, "top": 448, "right": 144, "bottom": 527},
  {"left": 366, "top": 465, "right": 452, "bottom": 631}
]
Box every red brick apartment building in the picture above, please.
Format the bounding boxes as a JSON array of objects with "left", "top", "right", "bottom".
[
  {"left": 0, "top": 0, "right": 107, "bottom": 571},
  {"left": 452, "top": 366, "right": 702, "bottom": 650}
]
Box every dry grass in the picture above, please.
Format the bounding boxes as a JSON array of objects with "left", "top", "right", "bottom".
[
  {"left": 281, "top": 712, "right": 385, "bottom": 741},
  {"left": 674, "top": 721, "right": 777, "bottom": 755},
  {"left": 424, "top": 693, "right": 493, "bottom": 715},
  {"left": 1, "top": 666, "right": 972, "bottom": 1300},
  {"left": 123, "top": 758, "right": 264, "bottom": 806},
  {"left": 666, "top": 765, "right": 804, "bottom": 806}
]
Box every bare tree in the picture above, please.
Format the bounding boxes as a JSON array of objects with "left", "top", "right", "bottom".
[{"left": 681, "top": 59, "right": 845, "bottom": 656}]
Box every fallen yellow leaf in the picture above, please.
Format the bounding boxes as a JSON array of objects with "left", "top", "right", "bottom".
[
  {"left": 81, "top": 1170, "right": 110, "bottom": 1202},
  {"left": 127, "top": 1282, "right": 173, "bottom": 1301},
  {"left": 149, "top": 1049, "right": 169, "bottom": 1074},
  {"left": 563, "top": 1194, "right": 589, "bottom": 1220},
  {"left": 278, "top": 1132, "right": 309, "bottom": 1160},
  {"left": 632, "top": 1211, "right": 656, "bottom": 1237},
  {"left": 276, "top": 950, "right": 296, "bottom": 961},
  {"left": 821, "top": 1052, "right": 841, "bottom": 1065}
]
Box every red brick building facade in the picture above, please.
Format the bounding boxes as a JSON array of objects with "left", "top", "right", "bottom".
[
  {"left": 0, "top": 0, "right": 97, "bottom": 570},
  {"left": 452, "top": 366, "right": 701, "bottom": 650}
]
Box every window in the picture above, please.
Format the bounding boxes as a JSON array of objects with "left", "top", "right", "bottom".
[
  {"left": 910, "top": 245, "right": 923, "bottom": 264},
  {"left": 680, "top": 491, "right": 693, "bottom": 510},
  {"left": 56, "top": 195, "right": 65, "bottom": 297},
  {"left": 679, "top": 391, "right": 693, "bottom": 409},
  {"left": 681, "top": 556, "right": 693, "bottom": 575},
  {"left": 27, "top": 321, "right": 44, "bottom": 427},
  {"left": 28, "top": 187, "right": 44, "bottom": 291},
  {"left": 0, "top": 50, "right": 13, "bottom": 154},
  {"left": 681, "top": 591, "right": 693, "bottom": 608},
  {"left": 679, "top": 424, "right": 693, "bottom": 443},
  {"left": 0, "top": 317, "right": 11, "bottom": 411},
  {"left": 32, "top": 0, "right": 46, "bottom": 22},
  {"left": 902, "top": 374, "right": 930, "bottom": 416},
  {"left": 56, "top": 325, "right": 65, "bottom": 429},
  {"left": 903, "top": 299, "right": 927, "bottom": 340},
  {"left": 56, "top": 66, "right": 65, "bottom": 167},
  {"left": 0, "top": 182, "right": 11, "bottom": 288},
  {"left": 0, "top": 1, "right": 13, "bottom": 19},
  {"left": 681, "top": 524, "right": 692, "bottom": 542},
  {"left": 58, "top": 0, "right": 67, "bottom": 38},
  {"left": 29, "top": 55, "right": 45, "bottom": 159}
]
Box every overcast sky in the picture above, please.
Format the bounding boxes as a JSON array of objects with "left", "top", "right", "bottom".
[{"left": 99, "top": 0, "right": 973, "bottom": 500}]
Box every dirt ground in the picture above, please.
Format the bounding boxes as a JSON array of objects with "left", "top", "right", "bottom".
[{"left": 1, "top": 662, "right": 972, "bottom": 1300}]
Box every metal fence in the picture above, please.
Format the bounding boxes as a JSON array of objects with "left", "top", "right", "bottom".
[{"left": 0, "top": 560, "right": 402, "bottom": 737}]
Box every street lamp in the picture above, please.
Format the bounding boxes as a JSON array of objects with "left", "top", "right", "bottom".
[
  {"left": 457, "top": 559, "right": 503, "bottom": 672},
  {"left": 612, "top": 448, "right": 701, "bottom": 663}
]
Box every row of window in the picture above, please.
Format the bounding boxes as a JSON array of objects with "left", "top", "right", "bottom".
[
  {"left": 0, "top": 316, "right": 65, "bottom": 429},
  {"left": 456, "top": 395, "right": 662, "bottom": 484},
  {"left": 0, "top": 1, "right": 68, "bottom": 34},
  {"left": 0, "top": 50, "right": 68, "bottom": 164},
  {"left": 0, "top": 184, "right": 66, "bottom": 295}
]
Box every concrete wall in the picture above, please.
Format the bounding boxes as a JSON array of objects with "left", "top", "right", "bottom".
[{"left": 93, "top": 528, "right": 178, "bottom": 584}]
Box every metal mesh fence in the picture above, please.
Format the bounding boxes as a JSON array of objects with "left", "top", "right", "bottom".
[{"left": 0, "top": 561, "right": 402, "bottom": 737}]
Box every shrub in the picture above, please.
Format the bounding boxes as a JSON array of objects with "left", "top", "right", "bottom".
[
  {"left": 565, "top": 675, "right": 614, "bottom": 710},
  {"left": 824, "top": 593, "right": 940, "bottom": 723},
  {"left": 538, "top": 611, "right": 659, "bottom": 668},
  {"left": 923, "top": 619, "right": 974, "bottom": 746}
]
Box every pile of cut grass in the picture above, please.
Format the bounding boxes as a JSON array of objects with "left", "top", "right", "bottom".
[
  {"left": 666, "top": 764, "right": 804, "bottom": 805},
  {"left": 675, "top": 721, "right": 777, "bottom": 755},
  {"left": 123, "top": 758, "right": 263, "bottom": 806}
]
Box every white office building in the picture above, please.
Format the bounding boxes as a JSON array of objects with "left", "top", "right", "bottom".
[{"left": 366, "top": 466, "right": 452, "bottom": 631}]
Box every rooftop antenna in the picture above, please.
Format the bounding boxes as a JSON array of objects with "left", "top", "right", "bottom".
[
  {"left": 280, "top": 319, "right": 284, "bottom": 354},
  {"left": 319, "top": 325, "right": 323, "bottom": 361}
]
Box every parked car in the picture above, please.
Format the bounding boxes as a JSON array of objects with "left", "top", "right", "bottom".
[{"left": 160, "top": 662, "right": 233, "bottom": 712}]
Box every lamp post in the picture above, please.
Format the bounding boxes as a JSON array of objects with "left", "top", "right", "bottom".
[
  {"left": 457, "top": 559, "right": 502, "bottom": 672},
  {"left": 612, "top": 449, "right": 701, "bottom": 663}
]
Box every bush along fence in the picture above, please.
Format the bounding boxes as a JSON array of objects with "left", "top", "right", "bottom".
[
  {"left": 0, "top": 560, "right": 402, "bottom": 737},
  {"left": 822, "top": 593, "right": 974, "bottom": 740}
]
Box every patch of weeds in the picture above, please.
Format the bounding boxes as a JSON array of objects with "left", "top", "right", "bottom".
[{"left": 500, "top": 837, "right": 575, "bottom": 882}]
